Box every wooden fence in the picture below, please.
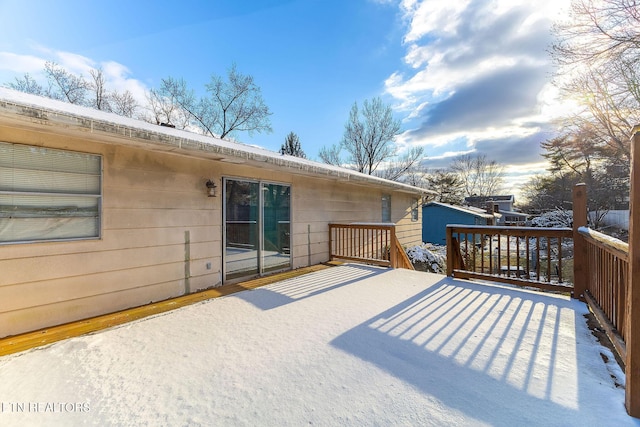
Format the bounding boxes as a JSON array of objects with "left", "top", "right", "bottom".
[{"left": 328, "top": 223, "right": 413, "bottom": 270}]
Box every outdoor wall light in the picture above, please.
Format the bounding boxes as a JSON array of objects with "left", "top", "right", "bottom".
[{"left": 206, "top": 179, "right": 218, "bottom": 197}]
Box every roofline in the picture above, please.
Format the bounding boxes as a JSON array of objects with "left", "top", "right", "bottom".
[
  {"left": 0, "top": 88, "right": 435, "bottom": 197},
  {"left": 424, "top": 201, "right": 495, "bottom": 219},
  {"left": 464, "top": 195, "right": 514, "bottom": 201}
]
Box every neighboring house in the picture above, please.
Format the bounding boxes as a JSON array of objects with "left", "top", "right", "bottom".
[
  {"left": 464, "top": 195, "right": 515, "bottom": 212},
  {"left": 501, "top": 210, "right": 529, "bottom": 226},
  {"left": 422, "top": 202, "right": 494, "bottom": 245},
  {"left": 463, "top": 195, "right": 528, "bottom": 225},
  {"left": 0, "top": 88, "right": 432, "bottom": 338}
]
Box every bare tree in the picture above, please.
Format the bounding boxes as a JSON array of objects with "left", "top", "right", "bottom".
[
  {"left": 375, "top": 146, "right": 424, "bottom": 182},
  {"left": 547, "top": 0, "right": 640, "bottom": 218},
  {"left": 5, "top": 73, "right": 44, "bottom": 96},
  {"left": 88, "top": 68, "right": 109, "bottom": 111},
  {"left": 559, "top": 68, "right": 635, "bottom": 161},
  {"left": 110, "top": 90, "right": 138, "bottom": 118},
  {"left": 343, "top": 97, "right": 401, "bottom": 175},
  {"left": 318, "top": 144, "right": 343, "bottom": 166},
  {"left": 552, "top": 0, "right": 640, "bottom": 68},
  {"left": 320, "top": 97, "right": 424, "bottom": 183},
  {"left": 84, "top": 67, "right": 139, "bottom": 117},
  {"left": 320, "top": 97, "right": 416, "bottom": 177},
  {"left": 146, "top": 80, "right": 192, "bottom": 128},
  {"left": 152, "top": 64, "right": 272, "bottom": 139},
  {"left": 6, "top": 62, "right": 139, "bottom": 118},
  {"left": 551, "top": 1, "right": 640, "bottom": 160},
  {"left": 205, "top": 64, "right": 272, "bottom": 138},
  {"left": 450, "top": 154, "right": 504, "bottom": 197},
  {"left": 43, "top": 61, "right": 90, "bottom": 104}
]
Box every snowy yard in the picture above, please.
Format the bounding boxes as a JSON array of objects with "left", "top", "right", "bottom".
[{"left": 0, "top": 264, "right": 637, "bottom": 426}]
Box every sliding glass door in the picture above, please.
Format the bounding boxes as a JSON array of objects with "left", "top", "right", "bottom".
[
  {"left": 262, "top": 183, "right": 291, "bottom": 274},
  {"left": 224, "top": 179, "right": 260, "bottom": 279},
  {"left": 224, "top": 178, "right": 291, "bottom": 281}
]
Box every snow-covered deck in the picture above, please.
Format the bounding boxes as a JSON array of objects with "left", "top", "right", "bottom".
[{"left": 0, "top": 265, "right": 635, "bottom": 426}]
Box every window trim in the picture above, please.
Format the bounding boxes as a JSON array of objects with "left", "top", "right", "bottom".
[
  {"left": 222, "top": 176, "right": 292, "bottom": 282},
  {"left": 0, "top": 142, "right": 103, "bottom": 245},
  {"left": 411, "top": 199, "right": 419, "bottom": 222},
  {"left": 381, "top": 193, "right": 391, "bottom": 223}
]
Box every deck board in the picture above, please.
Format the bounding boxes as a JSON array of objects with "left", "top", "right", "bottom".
[{"left": 0, "top": 263, "right": 338, "bottom": 357}]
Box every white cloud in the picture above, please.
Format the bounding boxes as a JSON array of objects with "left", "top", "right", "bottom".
[
  {"left": 387, "top": 0, "right": 573, "bottom": 191},
  {"left": 400, "top": 0, "right": 472, "bottom": 43},
  {"left": 0, "top": 52, "right": 45, "bottom": 74},
  {"left": 101, "top": 61, "right": 148, "bottom": 101}
]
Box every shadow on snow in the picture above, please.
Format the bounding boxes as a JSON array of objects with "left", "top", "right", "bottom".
[
  {"left": 234, "top": 263, "right": 386, "bottom": 310},
  {"left": 330, "top": 275, "right": 603, "bottom": 426}
]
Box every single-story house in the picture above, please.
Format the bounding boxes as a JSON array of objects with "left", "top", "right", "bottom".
[
  {"left": 0, "top": 88, "right": 432, "bottom": 338},
  {"left": 422, "top": 201, "right": 494, "bottom": 245}
]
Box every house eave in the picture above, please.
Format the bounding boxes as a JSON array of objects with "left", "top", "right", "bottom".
[{"left": 0, "top": 88, "right": 434, "bottom": 197}]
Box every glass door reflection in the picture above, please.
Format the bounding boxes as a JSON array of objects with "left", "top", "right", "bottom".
[
  {"left": 224, "top": 179, "right": 291, "bottom": 281},
  {"left": 262, "top": 183, "right": 291, "bottom": 274},
  {"left": 225, "top": 179, "right": 259, "bottom": 279}
]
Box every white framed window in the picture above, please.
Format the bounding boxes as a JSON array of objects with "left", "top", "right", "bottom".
[
  {"left": 382, "top": 194, "right": 391, "bottom": 223},
  {"left": 411, "top": 199, "right": 419, "bottom": 222},
  {"left": 0, "top": 142, "right": 102, "bottom": 244}
]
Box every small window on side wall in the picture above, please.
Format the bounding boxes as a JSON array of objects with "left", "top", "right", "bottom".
[
  {"left": 382, "top": 194, "right": 391, "bottom": 223},
  {"left": 411, "top": 199, "right": 419, "bottom": 222},
  {"left": 0, "top": 142, "right": 102, "bottom": 244}
]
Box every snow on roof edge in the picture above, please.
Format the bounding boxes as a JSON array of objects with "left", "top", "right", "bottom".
[
  {"left": 424, "top": 201, "right": 495, "bottom": 219},
  {"left": 0, "top": 87, "right": 434, "bottom": 196}
]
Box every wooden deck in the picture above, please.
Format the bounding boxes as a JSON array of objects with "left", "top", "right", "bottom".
[{"left": 0, "top": 263, "right": 338, "bottom": 357}]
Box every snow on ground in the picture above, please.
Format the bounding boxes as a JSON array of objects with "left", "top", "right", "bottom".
[{"left": 0, "top": 264, "right": 637, "bottom": 426}]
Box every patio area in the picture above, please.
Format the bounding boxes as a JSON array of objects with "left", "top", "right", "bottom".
[{"left": 0, "top": 264, "right": 635, "bottom": 426}]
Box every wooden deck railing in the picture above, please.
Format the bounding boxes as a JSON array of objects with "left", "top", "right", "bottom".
[
  {"left": 442, "top": 130, "right": 640, "bottom": 416},
  {"left": 578, "top": 226, "right": 629, "bottom": 360},
  {"left": 329, "top": 223, "right": 414, "bottom": 270},
  {"left": 446, "top": 225, "right": 574, "bottom": 293}
]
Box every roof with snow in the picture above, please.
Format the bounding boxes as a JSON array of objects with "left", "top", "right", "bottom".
[
  {"left": 464, "top": 195, "right": 515, "bottom": 204},
  {"left": 0, "top": 88, "right": 434, "bottom": 196},
  {"left": 423, "top": 201, "right": 495, "bottom": 219}
]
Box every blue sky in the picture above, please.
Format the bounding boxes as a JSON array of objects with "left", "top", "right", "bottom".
[{"left": 0, "top": 0, "right": 571, "bottom": 197}]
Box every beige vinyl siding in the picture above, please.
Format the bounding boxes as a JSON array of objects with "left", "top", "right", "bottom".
[
  {"left": 290, "top": 176, "right": 423, "bottom": 268},
  {"left": 0, "top": 128, "right": 222, "bottom": 337},
  {"left": 394, "top": 193, "right": 423, "bottom": 246},
  {"left": 0, "top": 124, "right": 423, "bottom": 338}
]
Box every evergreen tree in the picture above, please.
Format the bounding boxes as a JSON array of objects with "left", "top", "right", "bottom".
[{"left": 279, "top": 132, "right": 306, "bottom": 158}]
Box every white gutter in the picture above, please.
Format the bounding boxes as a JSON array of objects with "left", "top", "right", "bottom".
[{"left": 0, "top": 88, "right": 434, "bottom": 196}]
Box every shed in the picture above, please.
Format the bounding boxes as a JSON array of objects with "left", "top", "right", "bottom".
[
  {"left": 422, "top": 201, "right": 494, "bottom": 245},
  {"left": 0, "top": 88, "right": 433, "bottom": 338}
]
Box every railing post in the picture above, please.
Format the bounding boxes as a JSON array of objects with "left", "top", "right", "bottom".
[
  {"left": 446, "top": 225, "right": 453, "bottom": 276},
  {"left": 390, "top": 225, "right": 397, "bottom": 268},
  {"left": 626, "top": 127, "right": 640, "bottom": 417},
  {"left": 328, "top": 224, "right": 334, "bottom": 262},
  {"left": 573, "top": 183, "right": 588, "bottom": 300}
]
